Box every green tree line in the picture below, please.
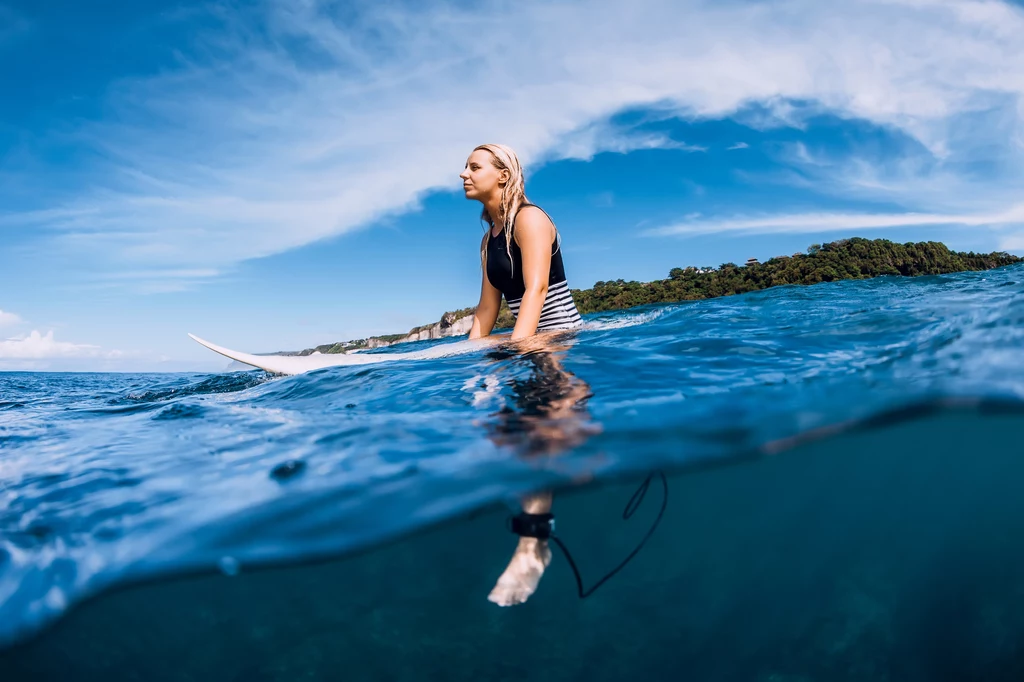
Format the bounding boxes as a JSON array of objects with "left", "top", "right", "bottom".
[{"left": 568, "top": 237, "right": 1021, "bottom": 316}]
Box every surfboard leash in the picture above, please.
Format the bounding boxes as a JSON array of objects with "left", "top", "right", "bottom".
[{"left": 506, "top": 470, "right": 668, "bottom": 599}]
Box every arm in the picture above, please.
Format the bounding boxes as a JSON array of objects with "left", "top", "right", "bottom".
[
  {"left": 470, "top": 234, "right": 503, "bottom": 340},
  {"left": 510, "top": 207, "right": 554, "bottom": 341}
]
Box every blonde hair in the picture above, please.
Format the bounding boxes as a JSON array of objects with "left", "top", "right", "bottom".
[{"left": 474, "top": 143, "right": 555, "bottom": 277}]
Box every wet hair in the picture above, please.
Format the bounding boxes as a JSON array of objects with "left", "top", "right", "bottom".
[{"left": 474, "top": 143, "right": 554, "bottom": 276}]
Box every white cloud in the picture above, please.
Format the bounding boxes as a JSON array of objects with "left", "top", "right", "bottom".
[
  {"left": 5, "top": 0, "right": 1024, "bottom": 281},
  {"left": 727, "top": 142, "right": 750, "bottom": 150},
  {"left": 647, "top": 203, "right": 1024, "bottom": 237},
  {"left": 752, "top": 127, "right": 1024, "bottom": 213},
  {"left": 0, "top": 330, "right": 121, "bottom": 360},
  {"left": 550, "top": 118, "right": 706, "bottom": 162},
  {"left": 0, "top": 309, "right": 22, "bottom": 327},
  {"left": 80, "top": 268, "right": 222, "bottom": 294}
]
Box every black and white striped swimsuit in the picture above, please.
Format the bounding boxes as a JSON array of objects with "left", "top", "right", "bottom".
[{"left": 485, "top": 204, "right": 583, "bottom": 330}]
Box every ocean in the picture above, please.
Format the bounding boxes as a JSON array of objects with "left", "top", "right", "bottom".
[{"left": 2, "top": 266, "right": 1024, "bottom": 681}]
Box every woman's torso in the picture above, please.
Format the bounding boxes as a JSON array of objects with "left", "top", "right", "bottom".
[{"left": 485, "top": 204, "right": 582, "bottom": 330}]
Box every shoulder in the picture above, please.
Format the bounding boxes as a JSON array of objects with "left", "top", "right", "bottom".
[
  {"left": 514, "top": 204, "right": 551, "bottom": 227},
  {"left": 513, "top": 205, "right": 554, "bottom": 244}
]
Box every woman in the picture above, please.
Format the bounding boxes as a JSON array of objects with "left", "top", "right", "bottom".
[
  {"left": 462, "top": 144, "right": 582, "bottom": 342},
  {"left": 460, "top": 144, "right": 585, "bottom": 607}
]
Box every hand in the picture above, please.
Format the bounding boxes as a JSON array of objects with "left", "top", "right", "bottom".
[{"left": 507, "top": 332, "right": 562, "bottom": 356}]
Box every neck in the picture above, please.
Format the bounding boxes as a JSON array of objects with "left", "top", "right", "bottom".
[{"left": 484, "top": 195, "right": 504, "bottom": 229}]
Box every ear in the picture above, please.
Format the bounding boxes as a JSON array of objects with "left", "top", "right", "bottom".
[{"left": 498, "top": 169, "right": 511, "bottom": 186}]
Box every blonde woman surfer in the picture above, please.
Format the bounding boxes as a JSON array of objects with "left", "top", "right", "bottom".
[
  {"left": 461, "top": 144, "right": 585, "bottom": 606},
  {"left": 462, "top": 144, "right": 583, "bottom": 340}
]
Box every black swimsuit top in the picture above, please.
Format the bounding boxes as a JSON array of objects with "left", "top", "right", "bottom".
[
  {"left": 485, "top": 204, "right": 568, "bottom": 300},
  {"left": 484, "top": 204, "right": 582, "bottom": 330}
]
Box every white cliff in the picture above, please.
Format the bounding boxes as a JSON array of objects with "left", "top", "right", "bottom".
[{"left": 366, "top": 311, "right": 475, "bottom": 348}]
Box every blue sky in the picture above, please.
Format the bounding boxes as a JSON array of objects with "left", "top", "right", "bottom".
[{"left": 2, "top": 0, "right": 1023, "bottom": 372}]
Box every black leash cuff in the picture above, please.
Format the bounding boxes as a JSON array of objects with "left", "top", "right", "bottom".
[
  {"left": 509, "top": 512, "right": 555, "bottom": 539},
  {"left": 504, "top": 471, "right": 668, "bottom": 600}
]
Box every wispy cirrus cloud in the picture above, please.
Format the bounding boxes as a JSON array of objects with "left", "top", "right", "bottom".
[
  {"left": 7, "top": 0, "right": 1024, "bottom": 285},
  {"left": 646, "top": 203, "right": 1024, "bottom": 238},
  {"left": 551, "top": 118, "right": 707, "bottom": 162},
  {"left": 728, "top": 128, "right": 1024, "bottom": 246}
]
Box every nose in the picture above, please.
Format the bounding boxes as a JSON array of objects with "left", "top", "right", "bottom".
[{"left": 459, "top": 168, "right": 470, "bottom": 181}]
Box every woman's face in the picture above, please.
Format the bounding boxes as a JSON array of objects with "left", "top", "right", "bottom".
[{"left": 460, "top": 149, "right": 507, "bottom": 201}]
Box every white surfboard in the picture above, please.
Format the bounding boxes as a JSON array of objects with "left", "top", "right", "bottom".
[{"left": 188, "top": 333, "right": 502, "bottom": 375}]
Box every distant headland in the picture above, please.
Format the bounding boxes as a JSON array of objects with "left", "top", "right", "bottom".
[{"left": 293, "top": 237, "right": 1022, "bottom": 355}]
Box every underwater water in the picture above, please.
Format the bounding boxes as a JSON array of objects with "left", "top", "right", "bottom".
[{"left": 2, "top": 266, "right": 1024, "bottom": 681}]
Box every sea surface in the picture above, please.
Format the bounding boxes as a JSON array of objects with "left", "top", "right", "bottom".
[{"left": 2, "top": 266, "right": 1024, "bottom": 681}]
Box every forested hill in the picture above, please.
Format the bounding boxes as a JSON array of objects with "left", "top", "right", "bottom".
[{"left": 569, "top": 237, "right": 1022, "bottom": 316}]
